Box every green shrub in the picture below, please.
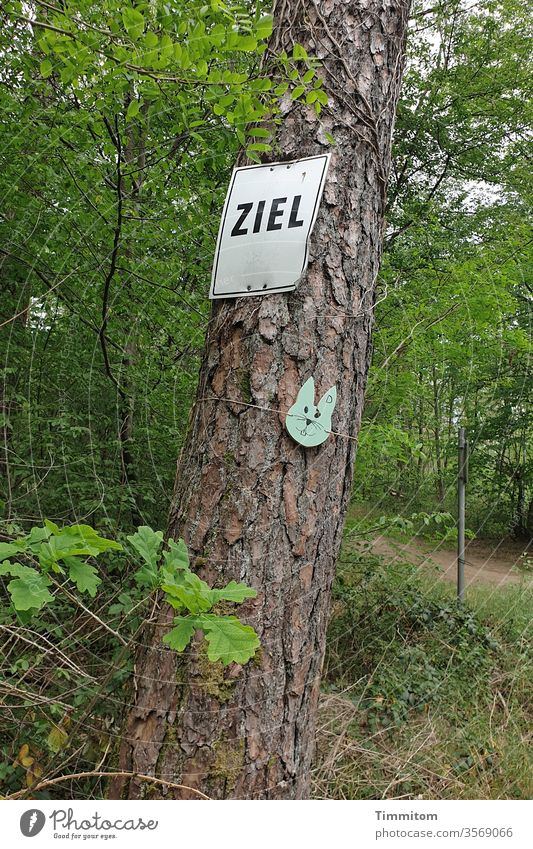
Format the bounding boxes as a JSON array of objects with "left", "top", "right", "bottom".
[{"left": 316, "top": 547, "right": 532, "bottom": 799}]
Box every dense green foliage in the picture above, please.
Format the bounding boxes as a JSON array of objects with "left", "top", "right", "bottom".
[
  {"left": 0, "top": 521, "right": 258, "bottom": 665},
  {"left": 316, "top": 544, "right": 532, "bottom": 799},
  {"left": 354, "top": 0, "right": 532, "bottom": 536},
  {"left": 1, "top": 1, "right": 530, "bottom": 538},
  {"left": 0, "top": 0, "right": 531, "bottom": 801},
  {"left": 0, "top": 0, "right": 321, "bottom": 529},
  {"left": 1, "top": 0, "right": 531, "bottom": 537},
  {"left": 0, "top": 520, "right": 258, "bottom": 795}
]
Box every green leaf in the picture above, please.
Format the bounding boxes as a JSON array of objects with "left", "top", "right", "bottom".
[
  {"left": 47, "top": 726, "right": 68, "bottom": 753},
  {"left": 122, "top": 7, "right": 145, "bottom": 41},
  {"left": 9, "top": 575, "right": 53, "bottom": 611},
  {"left": 249, "top": 77, "right": 271, "bottom": 91},
  {"left": 246, "top": 142, "right": 271, "bottom": 152},
  {"left": 38, "top": 525, "right": 121, "bottom": 565},
  {"left": 162, "top": 571, "right": 214, "bottom": 613},
  {"left": 246, "top": 127, "right": 271, "bottom": 138},
  {"left": 0, "top": 562, "right": 53, "bottom": 612},
  {"left": 164, "top": 538, "right": 189, "bottom": 571},
  {"left": 66, "top": 557, "right": 101, "bottom": 597},
  {"left": 0, "top": 560, "right": 35, "bottom": 579},
  {"left": 40, "top": 59, "right": 53, "bottom": 78},
  {"left": 292, "top": 43, "right": 308, "bottom": 61},
  {"left": 163, "top": 617, "right": 197, "bottom": 652},
  {"left": 256, "top": 15, "right": 273, "bottom": 40},
  {"left": 164, "top": 594, "right": 187, "bottom": 611},
  {"left": 291, "top": 86, "right": 305, "bottom": 100},
  {"left": 0, "top": 542, "right": 26, "bottom": 560},
  {"left": 37, "top": 525, "right": 121, "bottom": 564},
  {"left": 25, "top": 526, "right": 51, "bottom": 551},
  {"left": 128, "top": 526, "right": 163, "bottom": 570},
  {"left": 160, "top": 538, "right": 190, "bottom": 586},
  {"left": 144, "top": 31, "right": 158, "bottom": 49},
  {"left": 199, "top": 615, "right": 260, "bottom": 666},
  {"left": 134, "top": 565, "right": 159, "bottom": 590},
  {"left": 237, "top": 35, "right": 257, "bottom": 52},
  {"left": 126, "top": 100, "right": 140, "bottom": 122},
  {"left": 66, "top": 525, "right": 122, "bottom": 553},
  {"left": 212, "top": 581, "right": 257, "bottom": 604},
  {"left": 130, "top": 532, "right": 163, "bottom": 588},
  {"left": 210, "top": 23, "right": 225, "bottom": 46}
]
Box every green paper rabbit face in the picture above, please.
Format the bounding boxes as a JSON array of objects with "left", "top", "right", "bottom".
[{"left": 285, "top": 377, "right": 337, "bottom": 447}]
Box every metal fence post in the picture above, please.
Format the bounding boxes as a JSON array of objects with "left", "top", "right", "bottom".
[{"left": 457, "top": 426, "right": 468, "bottom": 603}]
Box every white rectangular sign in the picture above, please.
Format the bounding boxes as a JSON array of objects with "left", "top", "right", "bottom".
[{"left": 209, "top": 154, "right": 330, "bottom": 299}]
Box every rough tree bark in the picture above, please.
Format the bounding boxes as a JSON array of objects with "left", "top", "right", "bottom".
[{"left": 111, "top": 0, "right": 411, "bottom": 800}]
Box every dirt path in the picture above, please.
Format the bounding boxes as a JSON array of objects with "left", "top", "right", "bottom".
[{"left": 369, "top": 536, "right": 531, "bottom": 588}]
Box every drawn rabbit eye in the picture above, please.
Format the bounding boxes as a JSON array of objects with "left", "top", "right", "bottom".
[
  {"left": 314, "top": 411, "right": 320, "bottom": 418},
  {"left": 304, "top": 406, "right": 309, "bottom": 414}
]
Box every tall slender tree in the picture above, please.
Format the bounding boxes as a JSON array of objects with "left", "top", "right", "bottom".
[{"left": 112, "top": 0, "right": 412, "bottom": 800}]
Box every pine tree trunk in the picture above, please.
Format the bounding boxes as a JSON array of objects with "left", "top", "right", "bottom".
[{"left": 111, "top": 0, "right": 411, "bottom": 800}]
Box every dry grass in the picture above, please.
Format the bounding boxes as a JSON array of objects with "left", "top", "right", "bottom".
[
  {"left": 312, "top": 685, "right": 532, "bottom": 800},
  {"left": 312, "top": 560, "right": 532, "bottom": 800}
]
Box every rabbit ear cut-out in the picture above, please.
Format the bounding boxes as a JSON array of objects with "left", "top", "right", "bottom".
[
  {"left": 318, "top": 385, "right": 337, "bottom": 414},
  {"left": 296, "top": 377, "right": 315, "bottom": 408}
]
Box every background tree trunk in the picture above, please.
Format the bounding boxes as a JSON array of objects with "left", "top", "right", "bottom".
[{"left": 111, "top": 0, "right": 411, "bottom": 800}]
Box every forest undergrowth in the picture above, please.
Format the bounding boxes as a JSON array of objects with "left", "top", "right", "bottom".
[{"left": 313, "top": 544, "right": 532, "bottom": 800}]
